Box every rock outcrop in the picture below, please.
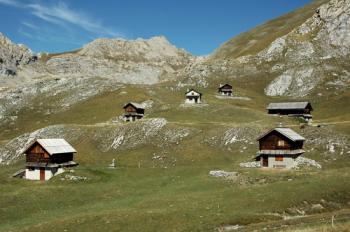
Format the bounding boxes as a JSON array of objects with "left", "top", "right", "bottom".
[
  {"left": 28, "top": 36, "right": 193, "bottom": 85},
  {"left": 0, "top": 35, "right": 194, "bottom": 125},
  {"left": 182, "top": 0, "right": 350, "bottom": 97},
  {"left": 0, "top": 33, "right": 35, "bottom": 76},
  {"left": 262, "top": 0, "right": 350, "bottom": 96}
]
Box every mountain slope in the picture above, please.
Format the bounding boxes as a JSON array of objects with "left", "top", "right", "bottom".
[
  {"left": 211, "top": 0, "right": 329, "bottom": 59},
  {"left": 183, "top": 0, "right": 350, "bottom": 102},
  {"left": 0, "top": 35, "right": 194, "bottom": 130},
  {"left": 0, "top": 1, "right": 350, "bottom": 231},
  {"left": 33, "top": 36, "right": 193, "bottom": 84},
  {"left": 0, "top": 33, "right": 35, "bottom": 76}
]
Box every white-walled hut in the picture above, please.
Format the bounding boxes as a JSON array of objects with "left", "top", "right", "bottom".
[
  {"left": 23, "top": 139, "right": 78, "bottom": 181},
  {"left": 218, "top": 84, "right": 233, "bottom": 96},
  {"left": 123, "top": 102, "right": 145, "bottom": 122},
  {"left": 256, "top": 127, "right": 305, "bottom": 169},
  {"left": 185, "top": 89, "right": 202, "bottom": 104},
  {"left": 267, "top": 102, "right": 313, "bottom": 120}
]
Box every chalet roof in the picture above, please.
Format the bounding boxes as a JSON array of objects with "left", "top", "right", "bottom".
[
  {"left": 257, "top": 149, "right": 305, "bottom": 155},
  {"left": 257, "top": 127, "right": 305, "bottom": 142},
  {"left": 27, "top": 139, "right": 77, "bottom": 155},
  {"left": 123, "top": 102, "right": 145, "bottom": 109},
  {"left": 185, "top": 89, "right": 202, "bottom": 95},
  {"left": 218, "top": 84, "right": 232, "bottom": 90},
  {"left": 267, "top": 102, "right": 311, "bottom": 110}
]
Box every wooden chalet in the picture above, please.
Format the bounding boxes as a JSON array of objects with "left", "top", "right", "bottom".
[
  {"left": 185, "top": 89, "right": 202, "bottom": 104},
  {"left": 123, "top": 102, "right": 145, "bottom": 122},
  {"left": 218, "top": 84, "right": 233, "bottom": 96},
  {"left": 256, "top": 127, "right": 305, "bottom": 169},
  {"left": 24, "top": 139, "right": 77, "bottom": 181},
  {"left": 267, "top": 102, "right": 313, "bottom": 120}
]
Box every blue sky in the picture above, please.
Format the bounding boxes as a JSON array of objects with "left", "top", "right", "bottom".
[{"left": 0, "top": 0, "right": 311, "bottom": 55}]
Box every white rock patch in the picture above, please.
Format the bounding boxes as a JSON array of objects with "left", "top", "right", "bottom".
[{"left": 265, "top": 73, "right": 293, "bottom": 96}]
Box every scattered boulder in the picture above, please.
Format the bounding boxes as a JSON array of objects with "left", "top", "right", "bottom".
[
  {"left": 311, "top": 203, "right": 324, "bottom": 210},
  {"left": 61, "top": 174, "right": 88, "bottom": 181},
  {"left": 294, "top": 156, "right": 322, "bottom": 169},
  {"left": 4, "top": 69, "right": 16, "bottom": 76},
  {"left": 209, "top": 170, "right": 238, "bottom": 179},
  {"left": 239, "top": 161, "right": 261, "bottom": 168},
  {"left": 218, "top": 224, "right": 243, "bottom": 231}
]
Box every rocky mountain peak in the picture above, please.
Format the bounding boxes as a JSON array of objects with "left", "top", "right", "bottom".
[
  {"left": 0, "top": 33, "right": 35, "bottom": 76},
  {"left": 79, "top": 35, "right": 191, "bottom": 62}
]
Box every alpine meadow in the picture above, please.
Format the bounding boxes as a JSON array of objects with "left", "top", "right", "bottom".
[{"left": 0, "top": 0, "right": 350, "bottom": 231}]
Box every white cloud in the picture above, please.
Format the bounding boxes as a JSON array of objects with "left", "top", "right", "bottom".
[
  {"left": 21, "top": 22, "right": 40, "bottom": 30},
  {"left": 18, "top": 26, "right": 82, "bottom": 46},
  {"left": 27, "top": 2, "right": 121, "bottom": 37},
  {"left": 0, "top": 0, "right": 21, "bottom": 7},
  {"left": 1, "top": 0, "right": 124, "bottom": 38}
]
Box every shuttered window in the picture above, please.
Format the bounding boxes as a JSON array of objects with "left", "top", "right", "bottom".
[{"left": 275, "top": 155, "right": 283, "bottom": 161}]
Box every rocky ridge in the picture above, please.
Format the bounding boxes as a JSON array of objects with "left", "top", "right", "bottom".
[
  {"left": 24, "top": 36, "right": 193, "bottom": 85},
  {"left": 0, "top": 33, "right": 35, "bottom": 76},
  {"left": 182, "top": 0, "right": 350, "bottom": 97},
  {"left": 0, "top": 35, "right": 194, "bottom": 126}
]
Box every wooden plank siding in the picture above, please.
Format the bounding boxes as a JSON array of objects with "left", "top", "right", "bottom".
[
  {"left": 125, "top": 105, "right": 137, "bottom": 113},
  {"left": 26, "top": 143, "right": 50, "bottom": 163},
  {"left": 124, "top": 104, "right": 144, "bottom": 115},
  {"left": 259, "top": 131, "right": 303, "bottom": 150},
  {"left": 268, "top": 108, "right": 311, "bottom": 115},
  {"left": 25, "top": 142, "right": 74, "bottom": 164}
]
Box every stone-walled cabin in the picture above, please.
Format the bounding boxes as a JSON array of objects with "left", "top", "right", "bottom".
[
  {"left": 256, "top": 127, "right": 305, "bottom": 169},
  {"left": 24, "top": 139, "right": 77, "bottom": 181},
  {"left": 267, "top": 102, "right": 313, "bottom": 120},
  {"left": 218, "top": 84, "right": 233, "bottom": 96},
  {"left": 185, "top": 89, "right": 202, "bottom": 104},
  {"left": 123, "top": 102, "right": 145, "bottom": 122}
]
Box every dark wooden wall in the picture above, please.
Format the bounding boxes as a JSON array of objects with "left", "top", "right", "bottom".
[
  {"left": 124, "top": 105, "right": 144, "bottom": 115},
  {"left": 268, "top": 108, "right": 310, "bottom": 115},
  {"left": 26, "top": 143, "right": 50, "bottom": 163},
  {"left": 51, "top": 154, "right": 73, "bottom": 163},
  {"left": 125, "top": 105, "right": 137, "bottom": 113},
  {"left": 259, "top": 131, "right": 303, "bottom": 150},
  {"left": 25, "top": 142, "right": 74, "bottom": 164}
]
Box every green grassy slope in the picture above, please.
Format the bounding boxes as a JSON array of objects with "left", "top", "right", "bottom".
[
  {"left": 212, "top": 0, "right": 329, "bottom": 59},
  {"left": 0, "top": 80, "right": 349, "bottom": 231},
  {"left": 1, "top": 0, "right": 350, "bottom": 230}
]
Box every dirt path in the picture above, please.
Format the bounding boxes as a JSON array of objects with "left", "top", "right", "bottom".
[
  {"left": 167, "top": 120, "right": 264, "bottom": 127},
  {"left": 313, "top": 120, "right": 350, "bottom": 125},
  {"left": 219, "top": 208, "right": 350, "bottom": 232}
]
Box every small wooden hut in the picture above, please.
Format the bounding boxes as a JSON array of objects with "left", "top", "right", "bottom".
[
  {"left": 185, "top": 89, "right": 202, "bottom": 104},
  {"left": 266, "top": 102, "right": 313, "bottom": 120},
  {"left": 123, "top": 102, "right": 145, "bottom": 122},
  {"left": 24, "top": 139, "right": 77, "bottom": 181},
  {"left": 218, "top": 84, "right": 233, "bottom": 96},
  {"left": 256, "top": 127, "right": 305, "bottom": 169}
]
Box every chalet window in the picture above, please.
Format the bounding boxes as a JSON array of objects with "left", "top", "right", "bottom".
[
  {"left": 275, "top": 156, "right": 284, "bottom": 161},
  {"left": 277, "top": 140, "right": 285, "bottom": 147}
]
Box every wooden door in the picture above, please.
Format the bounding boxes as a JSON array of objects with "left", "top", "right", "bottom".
[
  {"left": 40, "top": 168, "right": 45, "bottom": 181},
  {"left": 262, "top": 156, "right": 268, "bottom": 167}
]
